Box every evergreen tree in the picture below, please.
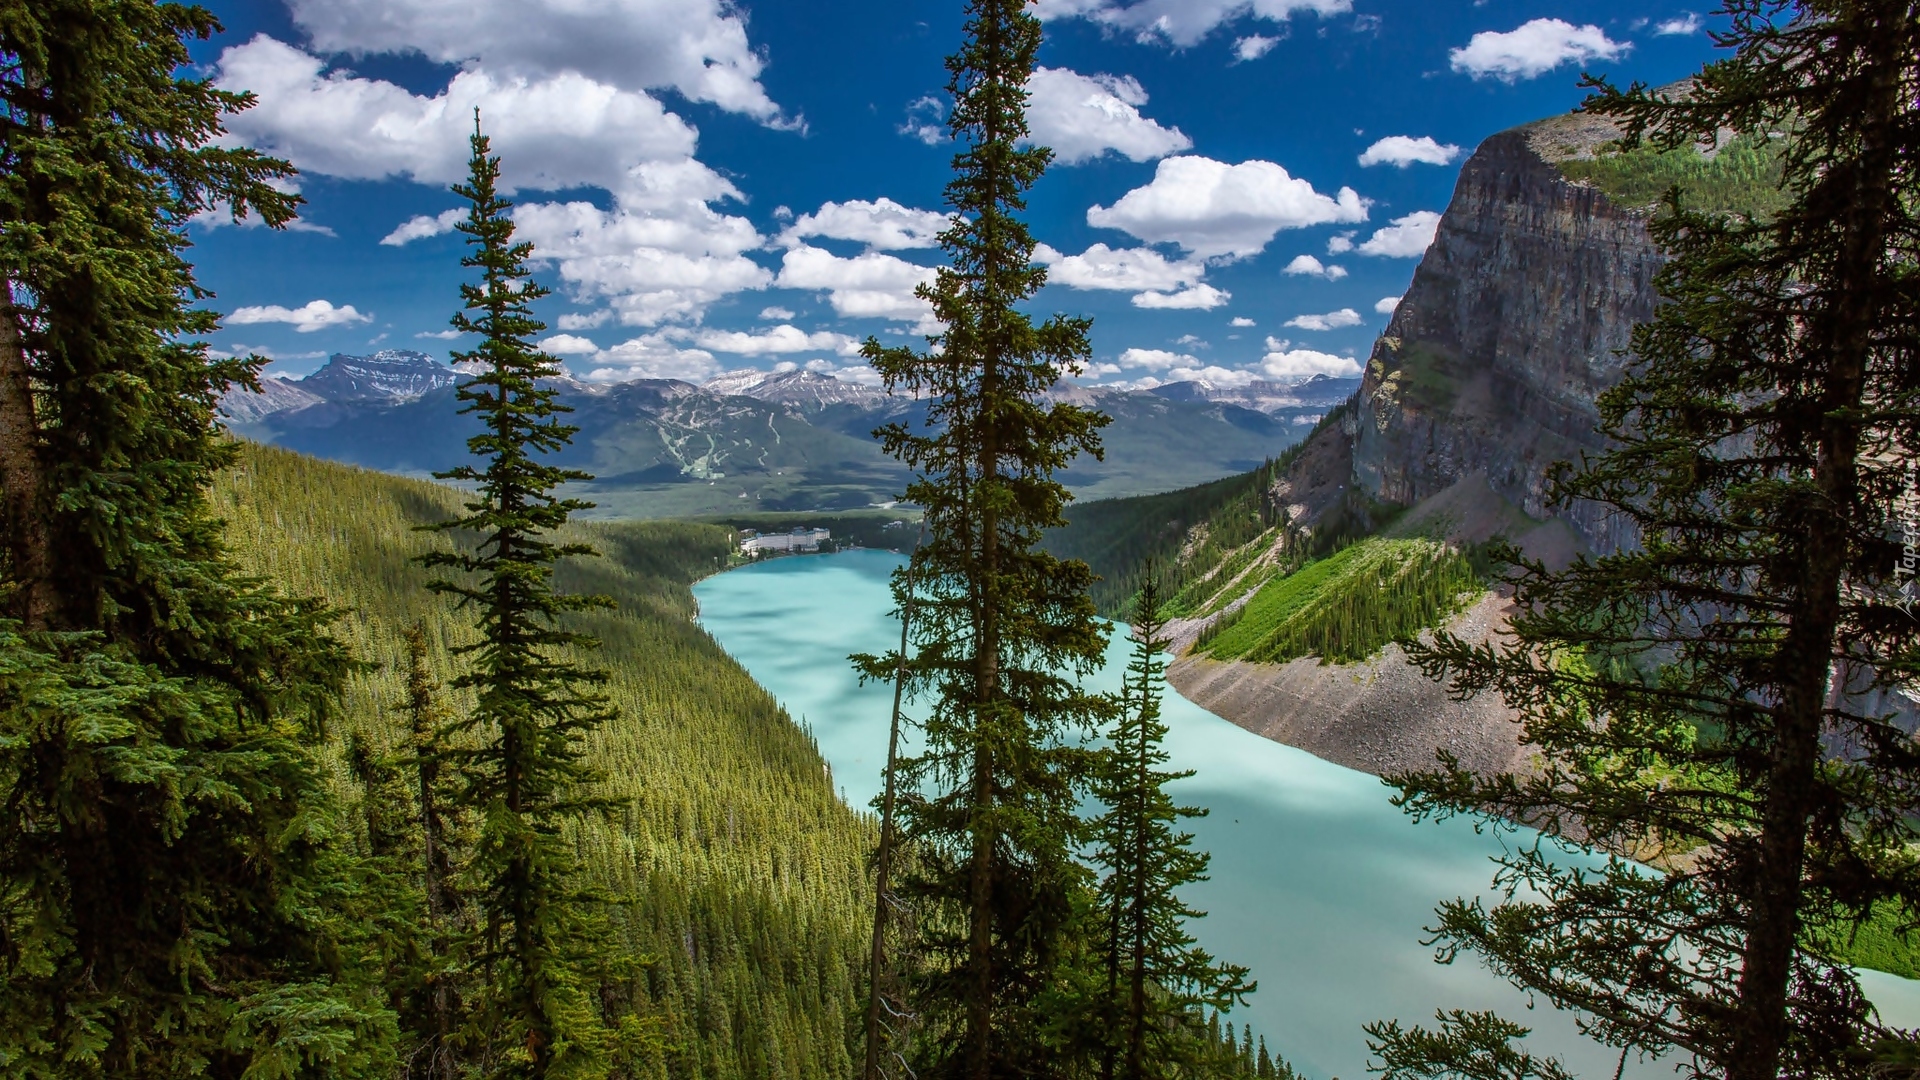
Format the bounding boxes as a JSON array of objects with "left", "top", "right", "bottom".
[
  {"left": 1373, "top": 3, "right": 1920, "bottom": 1079},
  {"left": 1090, "top": 569, "right": 1251, "bottom": 1080},
  {"left": 0, "top": 2, "right": 392, "bottom": 1074},
  {"left": 865, "top": 529, "right": 923, "bottom": 1080},
  {"left": 400, "top": 621, "right": 469, "bottom": 1080},
  {"left": 855, "top": 2, "right": 1112, "bottom": 1075},
  {"left": 422, "top": 115, "right": 617, "bottom": 1079},
  {"left": 403, "top": 622, "right": 462, "bottom": 935}
]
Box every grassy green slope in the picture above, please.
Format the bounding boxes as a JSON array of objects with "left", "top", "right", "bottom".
[
  {"left": 1048, "top": 425, "right": 1488, "bottom": 668},
  {"left": 1556, "top": 131, "right": 1790, "bottom": 218},
  {"left": 1196, "top": 538, "right": 1481, "bottom": 665},
  {"left": 212, "top": 442, "right": 873, "bottom": 1080}
]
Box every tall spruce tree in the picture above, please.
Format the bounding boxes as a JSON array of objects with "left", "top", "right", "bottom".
[
  {"left": 1090, "top": 569, "right": 1251, "bottom": 1080},
  {"left": 855, "top": 1, "right": 1113, "bottom": 1075},
  {"left": 403, "top": 623, "right": 462, "bottom": 938},
  {"left": 0, "top": 2, "right": 393, "bottom": 1074},
  {"left": 1371, "top": 3, "right": 1920, "bottom": 1079},
  {"left": 422, "top": 115, "right": 617, "bottom": 1079},
  {"left": 399, "top": 622, "right": 470, "bottom": 1080}
]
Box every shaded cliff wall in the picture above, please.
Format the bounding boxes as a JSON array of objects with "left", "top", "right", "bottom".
[
  {"left": 1181, "top": 117, "right": 1670, "bottom": 778},
  {"left": 1287, "top": 118, "right": 1664, "bottom": 555}
]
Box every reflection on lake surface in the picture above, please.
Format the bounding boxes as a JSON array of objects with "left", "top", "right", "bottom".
[{"left": 692, "top": 550, "right": 1919, "bottom": 1079}]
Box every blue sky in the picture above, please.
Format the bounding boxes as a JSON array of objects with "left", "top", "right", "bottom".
[{"left": 189, "top": 0, "right": 1719, "bottom": 388}]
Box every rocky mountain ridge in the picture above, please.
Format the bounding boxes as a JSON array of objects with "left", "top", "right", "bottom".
[
  {"left": 704, "top": 368, "right": 888, "bottom": 412},
  {"left": 1348, "top": 115, "right": 1660, "bottom": 555},
  {"left": 220, "top": 352, "right": 1337, "bottom": 517},
  {"left": 298, "top": 349, "right": 460, "bottom": 402},
  {"left": 1166, "top": 107, "right": 1671, "bottom": 775}
]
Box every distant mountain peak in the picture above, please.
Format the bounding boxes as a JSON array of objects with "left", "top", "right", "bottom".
[
  {"left": 1147, "top": 376, "right": 1358, "bottom": 413},
  {"left": 703, "top": 368, "right": 884, "bottom": 412},
  {"left": 300, "top": 349, "right": 457, "bottom": 403},
  {"left": 218, "top": 376, "right": 325, "bottom": 425}
]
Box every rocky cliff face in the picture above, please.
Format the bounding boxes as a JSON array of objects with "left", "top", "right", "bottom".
[
  {"left": 1292, "top": 115, "right": 1663, "bottom": 555},
  {"left": 1179, "top": 113, "right": 1671, "bottom": 776}
]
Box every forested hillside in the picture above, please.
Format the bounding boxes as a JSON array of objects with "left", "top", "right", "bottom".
[
  {"left": 1051, "top": 441, "right": 1490, "bottom": 668},
  {"left": 1047, "top": 457, "right": 1293, "bottom": 617},
  {"left": 211, "top": 442, "right": 874, "bottom": 1079}
]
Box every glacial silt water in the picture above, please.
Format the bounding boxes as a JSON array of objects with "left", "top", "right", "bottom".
[{"left": 693, "top": 550, "right": 1920, "bottom": 1079}]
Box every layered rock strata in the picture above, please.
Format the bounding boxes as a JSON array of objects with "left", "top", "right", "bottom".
[
  {"left": 1347, "top": 117, "right": 1661, "bottom": 554},
  {"left": 1173, "top": 114, "right": 1667, "bottom": 774}
]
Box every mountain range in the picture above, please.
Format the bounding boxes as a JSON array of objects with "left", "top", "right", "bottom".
[{"left": 222, "top": 351, "right": 1355, "bottom": 517}]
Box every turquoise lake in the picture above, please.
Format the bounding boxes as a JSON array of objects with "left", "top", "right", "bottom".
[{"left": 692, "top": 549, "right": 1920, "bottom": 1079}]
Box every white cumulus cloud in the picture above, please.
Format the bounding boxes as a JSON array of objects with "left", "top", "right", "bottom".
[
  {"left": 781, "top": 198, "right": 951, "bottom": 250},
  {"left": 579, "top": 331, "right": 719, "bottom": 383},
  {"left": 1024, "top": 67, "right": 1191, "bottom": 164},
  {"left": 1088, "top": 156, "right": 1367, "bottom": 260},
  {"left": 1261, "top": 346, "right": 1361, "bottom": 380},
  {"left": 228, "top": 299, "right": 371, "bottom": 332},
  {"left": 381, "top": 208, "right": 465, "bottom": 246},
  {"left": 1035, "top": 243, "right": 1205, "bottom": 292},
  {"left": 1117, "top": 347, "right": 1198, "bottom": 370},
  {"left": 1375, "top": 295, "right": 1401, "bottom": 314},
  {"left": 216, "top": 36, "right": 699, "bottom": 193},
  {"left": 1450, "top": 19, "right": 1628, "bottom": 82},
  {"left": 213, "top": 28, "right": 778, "bottom": 327},
  {"left": 1132, "top": 284, "right": 1231, "bottom": 310},
  {"left": 1233, "top": 35, "right": 1280, "bottom": 61},
  {"left": 1230, "top": 316, "right": 1256, "bottom": 327},
  {"left": 690, "top": 324, "right": 859, "bottom": 356},
  {"left": 210, "top": 343, "right": 331, "bottom": 363},
  {"left": 510, "top": 164, "right": 771, "bottom": 327},
  {"left": 538, "top": 333, "right": 600, "bottom": 354},
  {"left": 807, "top": 360, "right": 885, "bottom": 387},
  {"left": 1034, "top": 0, "right": 1352, "bottom": 48},
  {"left": 283, "top": 0, "right": 790, "bottom": 124},
  {"left": 1358, "top": 135, "right": 1462, "bottom": 168},
  {"left": 1283, "top": 254, "right": 1348, "bottom": 280},
  {"left": 1356, "top": 211, "right": 1442, "bottom": 258},
  {"left": 774, "top": 245, "right": 939, "bottom": 323},
  {"left": 899, "top": 95, "right": 947, "bottom": 145},
  {"left": 1285, "top": 308, "right": 1362, "bottom": 331},
  {"left": 760, "top": 306, "right": 796, "bottom": 320},
  {"left": 1654, "top": 13, "right": 1702, "bottom": 35},
  {"left": 557, "top": 310, "right": 612, "bottom": 331}
]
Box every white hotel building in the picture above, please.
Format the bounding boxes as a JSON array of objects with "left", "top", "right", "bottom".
[{"left": 739, "top": 527, "right": 831, "bottom": 555}]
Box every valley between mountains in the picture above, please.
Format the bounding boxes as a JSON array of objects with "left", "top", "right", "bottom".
[
  {"left": 224, "top": 93, "right": 1917, "bottom": 791},
  {"left": 22, "top": 0, "right": 1920, "bottom": 1075}
]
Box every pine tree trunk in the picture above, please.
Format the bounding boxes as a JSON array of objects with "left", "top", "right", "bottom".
[
  {"left": 1125, "top": 714, "right": 1150, "bottom": 1080},
  {"left": 0, "top": 291, "right": 54, "bottom": 628},
  {"left": 865, "top": 548, "right": 917, "bottom": 1080},
  {"left": 967, "top": 372, "right": 1003, "bottom": 1080},
  {"left": 417, "top": 741, "right": 452, "bottom": 922},
  {"left": 966, "top": 736, "right": 996, "bottom": 1080},
  {"left": 407, "top": 626, "right": 458, "bottom": 1075},
  {"left": 1727, "top": 18, "right": 1901, "bottom": 1079}
]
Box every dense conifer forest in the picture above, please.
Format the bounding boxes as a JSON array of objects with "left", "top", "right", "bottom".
[{"left": 212, "top": 442, "right": 875, "bottom": 1078}]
